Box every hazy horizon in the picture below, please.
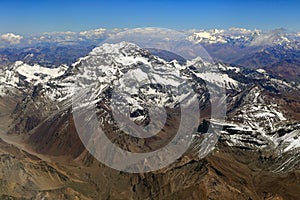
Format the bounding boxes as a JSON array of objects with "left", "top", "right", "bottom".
[{"left": 1, "top": 0, "right": 300, "bottom": 34}]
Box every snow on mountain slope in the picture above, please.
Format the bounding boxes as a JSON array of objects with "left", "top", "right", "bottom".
[
  {"left": 188, "top": 29, "right": 227, "bottom": 44},
  {"left": 220, "top": 85, "right": 300, "bottom": 157},
  {"left": 0, "top": 61, "right": 67, "bottom": 85},
  {"left": 70, "top": 42, "right": 300, "bottom": 163},
  {"left": 0, "top": 61, "right": 71, "bottom": 101},
  {"left": 1, "top": 41, "right": 299, "bottom": 160},
  {"left": 273, "top": 127, "right": 300, "bottom": 153},
  {"left": 187, "top": 28, "right": 297, "bottom": 47},
  {"left": 13, "top": 61, "right": 67, "bottom": 84},
  {"left": 188, "top": 58, "right": 241, "bottom": 90},
  {"left": 193, "top": 70, "right": 239, "bottom": 90},
  {"left": 72, "top": 42, "right": 212, "bottom": 126},
  {"left": 187, "top": 28, "right": 258, "bottom": 45},
  {"left": 230, "top": 86, "right": 287, "bottom": 130}
]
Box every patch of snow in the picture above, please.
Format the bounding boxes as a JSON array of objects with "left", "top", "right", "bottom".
[{"left": 256, "top": 69, "right": 266, "bottom": 73}]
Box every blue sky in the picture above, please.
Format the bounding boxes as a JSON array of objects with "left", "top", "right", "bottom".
[{"left": 1, "top": 0, "right": 300, "bottom": 34}]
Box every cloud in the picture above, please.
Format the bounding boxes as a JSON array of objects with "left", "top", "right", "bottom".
[
  {"left": 0, "top": 33, "right": 23, "bottom": 44},
  {"left": 79, "top": 28, "right": 106, "bottom": 39}
]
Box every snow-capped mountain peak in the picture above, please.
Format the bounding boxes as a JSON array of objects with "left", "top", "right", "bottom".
[
  {"left": 0, "top": 61, "right": 67, "bottom": 86},
  {"left": 187, "top": 28, "right": 297, "bottom": 47}
]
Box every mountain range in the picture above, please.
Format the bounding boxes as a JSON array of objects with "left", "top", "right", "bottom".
[
  {"left": 0, "top": 28, "right": 299, "bottom": 199},
  {"left": 1, "top": 28, "right": 299, "bottom": 83}
]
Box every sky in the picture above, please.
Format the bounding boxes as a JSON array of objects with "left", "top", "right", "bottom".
[{"left": 0, "top": 0, "right": 300, "bottom": 34}]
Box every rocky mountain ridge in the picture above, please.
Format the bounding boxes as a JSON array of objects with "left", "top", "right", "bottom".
[{"left": 0, "top": 41, "right": 299, "bottom": 199}]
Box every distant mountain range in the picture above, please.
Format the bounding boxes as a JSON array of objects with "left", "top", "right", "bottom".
[{"left": 1, "top": 28, "right": 300, "bottom": 83}]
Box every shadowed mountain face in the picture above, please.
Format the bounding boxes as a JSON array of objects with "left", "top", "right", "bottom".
[
  {"left": 146, "top": 48, "right": 187, "bottom": 65},
  {"left": 0, "top": 39, "right": 299, "bottom": 199}
]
